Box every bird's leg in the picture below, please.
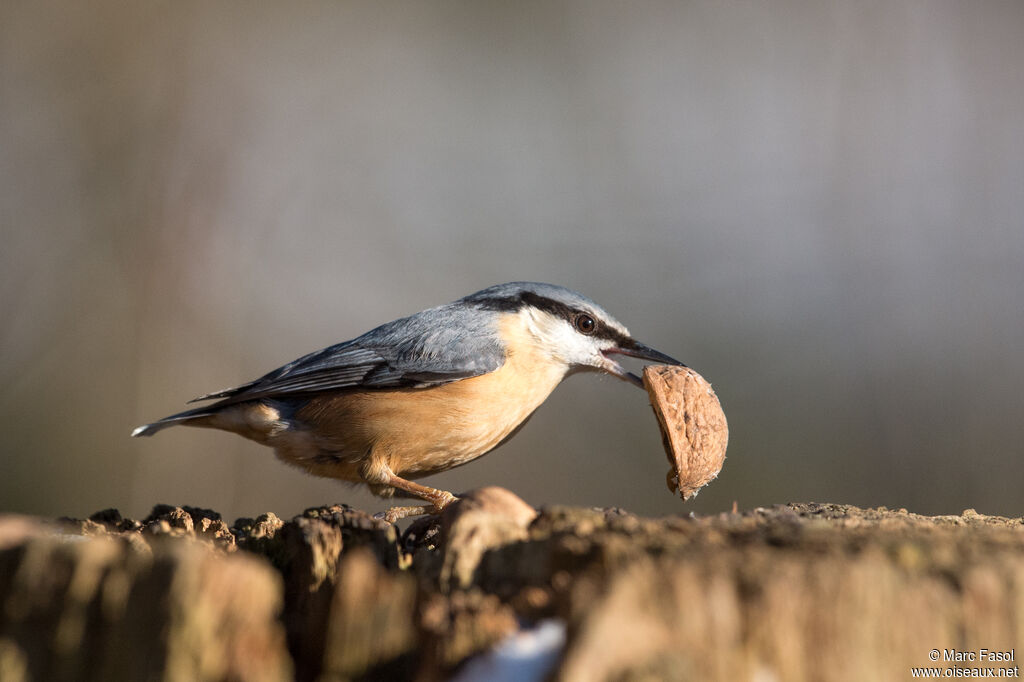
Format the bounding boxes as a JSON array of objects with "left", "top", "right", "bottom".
[{"left": 376, "top": 469, "right": 458, "bottom": 524}]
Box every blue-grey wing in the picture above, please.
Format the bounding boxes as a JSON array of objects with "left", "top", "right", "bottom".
[{"left": 190, "top": 302, "right": 505, "bottom": 404}]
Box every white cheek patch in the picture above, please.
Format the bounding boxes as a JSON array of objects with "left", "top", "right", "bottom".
[{"left": 519, "top": 308, "right": 611, "bottom": 367}]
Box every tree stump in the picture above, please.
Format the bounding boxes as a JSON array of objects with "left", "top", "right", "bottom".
[{"left": 1, "top": 497, "right": 1021, "bottom": 681}]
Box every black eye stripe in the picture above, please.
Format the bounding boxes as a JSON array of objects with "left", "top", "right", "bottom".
[
  {"left": 470, "top": 291, "right": 630, "bottom": 345},
  {"left": 516, "top": 292, "right": 628, "bottom": 345},
  {"left": 518, "top": 291, "right": 576, "bottom": 320}
]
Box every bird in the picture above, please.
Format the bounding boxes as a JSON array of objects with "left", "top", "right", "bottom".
[{"left": 132, "top": 282, "right": 684, "bottom": 521}]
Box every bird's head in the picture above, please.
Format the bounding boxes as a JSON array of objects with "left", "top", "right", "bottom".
[{"left": 465, "top": 282, "right": 684, "bottom": 387}]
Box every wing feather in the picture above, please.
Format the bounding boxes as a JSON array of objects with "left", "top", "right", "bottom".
[{"left": 189, "top": 302, "right": 506, "bottom": 405}]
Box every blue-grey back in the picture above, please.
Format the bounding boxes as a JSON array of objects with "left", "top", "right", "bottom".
[{"left": 190, "top": 281, "right": 621, "bottom": 404}]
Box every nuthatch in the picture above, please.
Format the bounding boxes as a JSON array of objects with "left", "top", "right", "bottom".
[{"left": 133, "top": 282, "right": 683, "bottom": 521}]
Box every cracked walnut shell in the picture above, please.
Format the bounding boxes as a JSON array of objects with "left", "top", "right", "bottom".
[{"left": 643, "top": 365, "right": 728, "bottom": 500}]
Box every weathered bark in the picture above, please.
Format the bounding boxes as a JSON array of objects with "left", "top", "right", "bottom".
[
  {"left": 0, "top": 515, "right": 290, "bottom": 682},
  {"left": 1, "top": 496, "right": 1022, "bottom": 681}
]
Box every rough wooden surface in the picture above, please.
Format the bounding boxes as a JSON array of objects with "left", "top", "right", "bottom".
[
  {"left": 1, "top": 495, "right": 1022, "bottom": 681},
  {"left": 0, "top": 514, "right": 290, "bottom": 682}
]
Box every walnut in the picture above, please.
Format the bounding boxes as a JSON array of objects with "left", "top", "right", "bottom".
[{"left": 642, "top": 366, "right": 728, "bottom": 500}]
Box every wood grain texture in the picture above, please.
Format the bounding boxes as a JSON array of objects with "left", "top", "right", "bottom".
[{"left": 9, "top": 500, "right": 1024, "bottom": 682}]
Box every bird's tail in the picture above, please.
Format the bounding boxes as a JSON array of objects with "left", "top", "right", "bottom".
[{"left": 131, "top": 405, "right": 219, "bottom": 438}]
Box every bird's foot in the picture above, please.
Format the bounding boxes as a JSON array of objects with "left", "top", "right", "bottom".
[
  {"left": 432, "top": 490, "right": 458, "bottom": 510},
  {"left": 376, "top": 504, "right": 433, "bottom": 523},
  {"left": 376, "top": 491, "right": 458, "bottom": 524}
]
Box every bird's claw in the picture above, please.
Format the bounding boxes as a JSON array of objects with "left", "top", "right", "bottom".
[{"left": 376, "top": 492, "right": 459, "bottom": 524}]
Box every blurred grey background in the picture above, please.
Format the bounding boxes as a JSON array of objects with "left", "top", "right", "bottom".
[{"left": 2, "top": 1, "right": 1022, "bottom": 523}]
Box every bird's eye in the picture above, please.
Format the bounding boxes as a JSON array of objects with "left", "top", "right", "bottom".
[{"left": 574, "top": 313, "right": 596, "bottom": 335}]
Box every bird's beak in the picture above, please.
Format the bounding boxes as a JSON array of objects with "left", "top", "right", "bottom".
[{"left": 600, "top": 340, "right": 686, "bottom": 388}]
